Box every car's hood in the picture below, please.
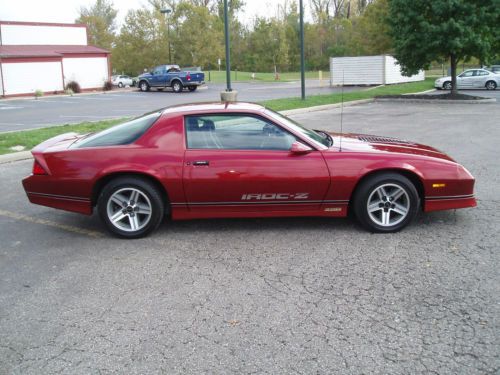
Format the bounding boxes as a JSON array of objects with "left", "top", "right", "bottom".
[
  {"left": 435, "top": 76, "right": 451, "bottom": 81},
  {"left": 326, "top": 132, "right": 456, "bottom": 162},
  {"left": 138, "top": 72, "right": 153, "bottom": 78}
]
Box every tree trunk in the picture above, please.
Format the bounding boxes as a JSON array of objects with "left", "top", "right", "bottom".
[{"left": 450, "top": 54, "right": 458, "bottom": 96}]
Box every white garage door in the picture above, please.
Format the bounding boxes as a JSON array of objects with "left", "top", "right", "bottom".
[
  {"left": 2, "top": 61, "right": 64, "bottom": 96},
  {"left": 63, "top": 57, "right": 109, "bottom": 89}
]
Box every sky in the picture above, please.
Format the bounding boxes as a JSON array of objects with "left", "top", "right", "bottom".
[{"left": 0, "top": 0, "right": 309, "bottom": 27}]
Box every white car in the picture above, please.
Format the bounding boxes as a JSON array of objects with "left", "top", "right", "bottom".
[
  {"left": 435, "top": 69, "right": 499, "bottom": 90},
  {"left": 111, "top": 75, "right": 134, "bottom": 88}
]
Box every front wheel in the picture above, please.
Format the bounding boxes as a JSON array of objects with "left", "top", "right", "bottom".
[
  {"left": 188, "top": 86, "right": 197, "bottom": 92},
  {"left": 172, "top": 80, "right": 183, "bottom": 93},
  {"left": 485, "top": 81, "right": 497, "bottom": 90},
  {"left": 118, "top": 82, "right": 123, "bottom": 88},
  {"left": 139, "top": 81, "right": 150, "bottom": 92},
  {"left": 98, "top": 177, "right": 165, "bottom": 238},
  {"left": 443, "top": 81, "right": 452, "bottom": 90},
  {"left": 353, "top": 173, "right": 420, "bottom": 233}
]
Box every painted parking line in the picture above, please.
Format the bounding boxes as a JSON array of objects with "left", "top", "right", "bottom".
[
  {"left": 0, "top": 209, "right": 103, "bottom": 238},
  {"left": 31, "top": 100, "right": 77, "bottom": 104},
  {"left": 0, "top": 106, "right": 24, "bottom": 110},
  {"left": 59, "top": 115, "right": 124, "bottom": 119}
]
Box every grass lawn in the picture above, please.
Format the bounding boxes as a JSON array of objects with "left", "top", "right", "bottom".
[
  {"left": 261, "top": 77, "right": 434, "bottom": 111},
  {"left": 0, "top": 118, "right": 126, "bottom": 155},
  {"left": 0, "top": 78, "right": 433, "bottom": 155},
  {"left": 205, "top": 70, "right": 329, "bottom": 83}
]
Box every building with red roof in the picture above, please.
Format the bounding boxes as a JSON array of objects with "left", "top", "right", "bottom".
[{"left": 0, "top": 21, "right": 111, "bottom": 97}]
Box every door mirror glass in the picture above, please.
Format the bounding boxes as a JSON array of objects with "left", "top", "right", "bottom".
[{"left": 290, "top": 141, "right": 312, "bottom": 154}]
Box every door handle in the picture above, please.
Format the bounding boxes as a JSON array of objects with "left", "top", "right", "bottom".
[{"left": 192, "top": 160, "right": 210, "bottom": 166}]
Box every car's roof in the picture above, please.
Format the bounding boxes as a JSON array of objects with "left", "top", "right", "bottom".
[{"left": 162, "top": 102, "right": 266, "bottom": 115}]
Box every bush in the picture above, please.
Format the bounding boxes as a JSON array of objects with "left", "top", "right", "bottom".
[
  {"left": 65, "top": 81, "right": 81, "bottom": 93},
  {"left": 103, "top": 80, "right": 113, "bottom": 91},
  {"left": 34, "top": 89, "right": 44, "bottom": 98}
]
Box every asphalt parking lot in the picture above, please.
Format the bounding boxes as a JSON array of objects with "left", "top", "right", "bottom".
[
  {"left": 0, "top": 80, "right": 355, "bottom": 132},
  {"left": 1, "top": 101, "right": 499, "bottom": 374}
]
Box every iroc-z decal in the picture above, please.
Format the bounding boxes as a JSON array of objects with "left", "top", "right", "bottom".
[{"left": 241, "top": 193, "right": 310, "bottom": 200}]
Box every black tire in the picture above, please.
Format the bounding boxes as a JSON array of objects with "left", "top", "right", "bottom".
[
  {"left": 353, "top": 173, "right": 420, "bottom": 233},
  {"left": 118, "top": 82, "right": 123, "bottom": 88},
  {"left": 443, "top": 81, "right": 452, "bottom": 90},
  {"left": 172, "top": 80, "right": 183, "bottom": 93},
  {"left": 139, "top": 80, "right": 150, "bottom": 92},
  {"left": 98, "top": 177, "right": 165, "bottom": 238},
  {"left": 485, "top": 80, "right": 497, "bottom": 90},
  {"left": 188, "top": 86, "right": 197, "bottom": 92}
]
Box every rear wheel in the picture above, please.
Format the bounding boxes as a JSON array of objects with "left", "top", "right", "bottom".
[
  {"left": 172, "top": 80, "right": 183, "bottom": 93},
  {"left": 98, "top": 177, "right": 164, "bottom": 238},
  {"left": 188, "top": 86, "right": 197, "bottom": 92},
  {"left": 139, "top": 80, "right": 150, "bottom": 92},
  {"left": 353, "top": 173, "right": 420, "bottom": 233},
  {"left": 485, "top": 81, "right": 497, "bottom": 90},
  {"left": 443, "top": 81, "right": 452, "bottom": 90}
]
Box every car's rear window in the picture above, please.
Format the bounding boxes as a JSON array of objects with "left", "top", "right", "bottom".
[{"left": 72, "top": 111, "right": 161, "bottom": 149}]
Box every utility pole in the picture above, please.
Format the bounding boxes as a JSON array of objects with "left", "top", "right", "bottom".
[
  {"left": 220, "top": 0, "right": 237, "bottom": 101},
  {"left": 160, "top": 8, "right": 172, "bottom": 64},
  {"left": 299, "top": 0, "right": 306, "bottom": 100},
  {"left": 224, "top": 0, "right": 232, "bottom": 92}
]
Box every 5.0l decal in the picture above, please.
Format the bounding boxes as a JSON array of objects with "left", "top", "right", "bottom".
[{"left": 241, "top": 193, "right": 310, "bottom": 200}]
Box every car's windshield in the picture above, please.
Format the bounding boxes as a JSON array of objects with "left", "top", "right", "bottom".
[
  {"left": 264, "top": 108, "right": 332, "bottom": 148},
  {"left": 71, "top": 111, "right": 161, "bottom": 148}
]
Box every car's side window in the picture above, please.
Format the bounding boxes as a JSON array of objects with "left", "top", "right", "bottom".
[
  {"left": 460, "top": 71, "right": 474, "bottom": 77},
  {"left": 185, "top": 115, "right": 297, "bottom": 151},
  {"left": 478, "top": 70, "right": 489, "bottom": 76},
  {"left": 153, "top": 67, "right": 165, "bottom": 75}
]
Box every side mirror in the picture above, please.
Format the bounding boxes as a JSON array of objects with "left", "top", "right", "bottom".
[{"left": 290, "top": 141, "right": 313, "bottom": 154}]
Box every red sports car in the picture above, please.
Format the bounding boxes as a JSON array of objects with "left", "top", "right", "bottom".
[{"left": 22, "top": 102, "right": 476, "bottom": 238}]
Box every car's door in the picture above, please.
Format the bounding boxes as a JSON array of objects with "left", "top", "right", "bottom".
[
  {"left": 457, "top": 70, "right": 475, "bottom": 88},
  {"left": 182, "top": 114, "right": 331, "bottom": 213},
  {"left": 474, "top": 70, "right": 490, "bottom": 88},
  {"left": 149, "top": 66, "right": 167, "bottom": 87}
]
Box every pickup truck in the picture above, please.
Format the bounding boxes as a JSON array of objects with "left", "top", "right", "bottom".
[{"left": 137, "top": 65, "right": 205, "bottom": 93}]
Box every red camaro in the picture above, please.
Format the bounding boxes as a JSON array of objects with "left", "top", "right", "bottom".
[{"left": 22, "top": 102, "right": 476, "bottom": 238}]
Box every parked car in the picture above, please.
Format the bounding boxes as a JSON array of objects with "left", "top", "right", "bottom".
[
  {"left": 22, "top": 102, "right": 476, "bottom": 238},
  {"left": 434, "top": 69, "right": 499, "bottom": 90},
  {"left": 111, "top": 75, "right": 134, "bottom": 88},
  {"left": 137, "top": 65, "right": 205, "bottom": 93},
  {"left": 488, "top": 65, "right": 500, "bottom": 74}
]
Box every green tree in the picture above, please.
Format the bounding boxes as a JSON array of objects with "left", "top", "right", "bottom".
[
  {"left": 173, "top": 2, "right": 224, "bottom": 68},
  {"left": 76, "top": 0, "right": 117, "bottom": 51},
  {"left": 388, "top": 0, "right": 499, "bottom": 94},
  {"left": 350, "top": 0, "right": 391, "bottom": 55},
  {"left": 113, "top": 8, "right": 168, "bottom": 75}
]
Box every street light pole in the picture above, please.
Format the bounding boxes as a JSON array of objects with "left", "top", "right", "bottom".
[
  {"left": 160, "top": 8, "right": 172, "bottom": 64},
  {"left": 223, "top": 0, "right": 232, "bottom": 92},
  {"left": 299, "top": 0, "right": 305, "bottom": 100}
]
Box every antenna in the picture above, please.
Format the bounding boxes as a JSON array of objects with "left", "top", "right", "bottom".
[{"left": 339, "top": 70, "right": 344, "bottom": 152}]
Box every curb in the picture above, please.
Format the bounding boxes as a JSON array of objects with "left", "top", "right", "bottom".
[
  {"left": 0, "top": 151, "right": 32, "bottom": 164},
  {"left": 375, "top": 97, "right": 496, "bottom": 104},
  {"left": 281, "top": 99, "right": 374, "bottom": 116}
]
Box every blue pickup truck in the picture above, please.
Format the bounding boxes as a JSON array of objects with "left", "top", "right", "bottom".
[{"left": 137, "top": 65, "right": 205, "bottom": 93}]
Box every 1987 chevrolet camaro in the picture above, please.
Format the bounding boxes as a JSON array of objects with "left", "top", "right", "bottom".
[{"left": 22, "top": 102, "right": 476, "bottom": 238}]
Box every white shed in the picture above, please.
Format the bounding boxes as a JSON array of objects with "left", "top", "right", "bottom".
[
  {"left": 0, "top": 21, "right": 110, "bottom": 97},
  {"left": 330, "top": 55, "right": 424, "bottom": 86}
]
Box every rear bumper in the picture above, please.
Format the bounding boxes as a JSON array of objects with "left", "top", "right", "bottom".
[
  {"left": 424, "top": 195, "right": 477, "bottom": 212},
  {"left": 186, "top": 81, "right": 205, "bottom": 86},
  {"left": 22, "top": 176, "right": 93, "bottom": 215}
]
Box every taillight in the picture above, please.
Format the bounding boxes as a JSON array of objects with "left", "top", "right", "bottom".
[
  {"left": 186, "top": 73, "right": 191, "bottom": 81},
  {"left": 33, "top": 160, "right": 48, "bottom": 175}
]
